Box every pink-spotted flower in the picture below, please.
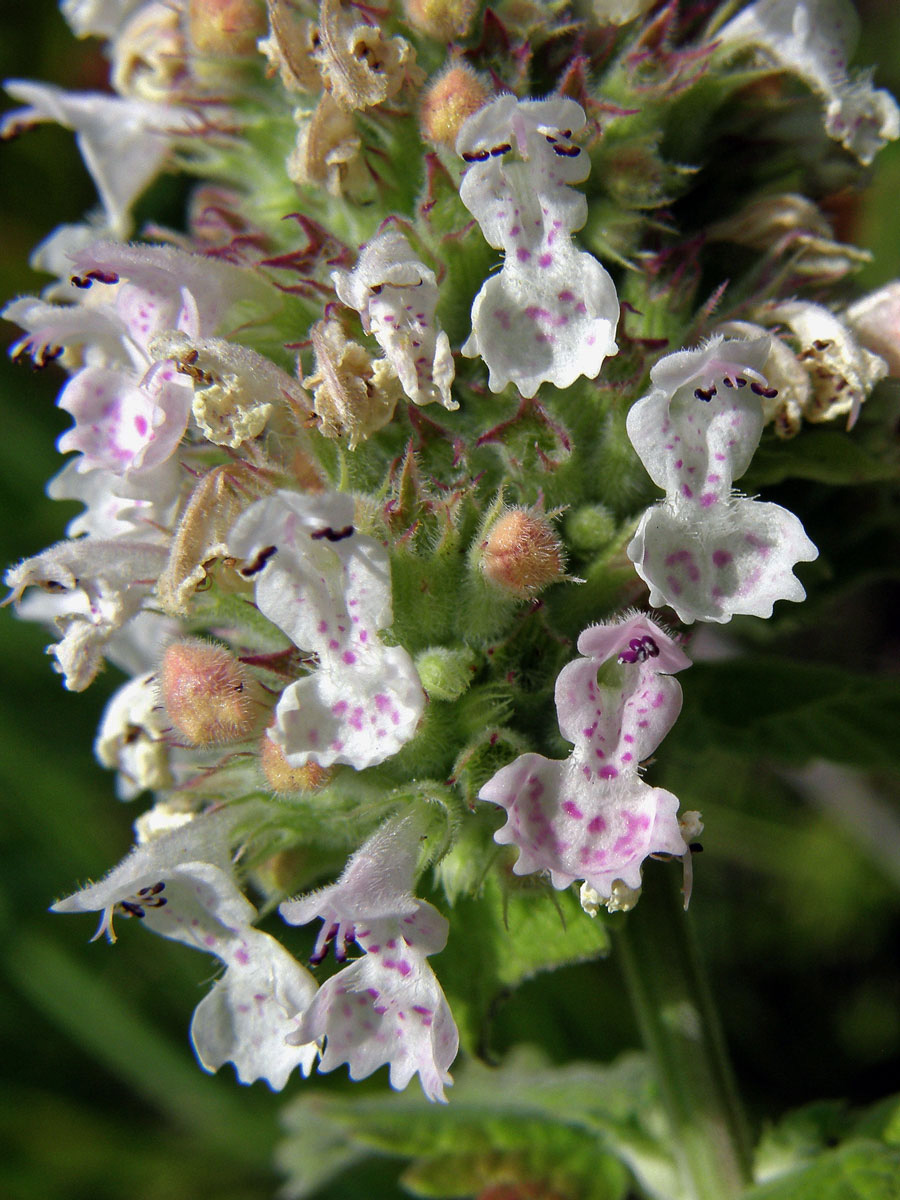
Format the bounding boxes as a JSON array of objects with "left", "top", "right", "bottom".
[
  {"left": 332, "top": 229, "right": 456, "bottom": 411},
  {"left": 626, "top": 336, "right": 819, "bottom": 623},
  {"left": 456, "top": 93, "right": 618, "bottom": 397},
  {"left": 280, "top": 813, "right": 459, "bottom": 1102},
  {"left": 52, "top": 809, "right": 319, "bottom": 1089},
  {"left": 479, "top": 614, "right": 690, "bottom": 901},
  {"left": 229, "top": 490, "right": 425, "bottom": 771},
  {"left": 6, "top": 240, "right": 275, "bottom": 483}
]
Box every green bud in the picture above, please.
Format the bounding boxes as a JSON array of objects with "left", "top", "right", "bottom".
[
  {"left": 565, "top": 503, "right": 618, "bottom": 553},
  {"left": 414, "top": 645, "right": 478, "bottom": 701}
]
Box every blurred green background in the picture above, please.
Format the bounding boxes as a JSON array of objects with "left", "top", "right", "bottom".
[{"left": 2, "top": 3, "right": 900, "bottom": 1198}]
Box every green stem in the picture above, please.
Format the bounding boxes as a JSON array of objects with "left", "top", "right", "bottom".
[{"left": 615, "top": 864, "right": 753, "bottom": 1200}]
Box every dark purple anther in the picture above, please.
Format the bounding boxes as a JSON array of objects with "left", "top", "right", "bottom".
[
  {"left": 750, "top": 382, "right": 779, "bottom": 399},
  {"left": 70, "top": 269, "right": 119, "bottom": 289},
  {"left": 618, "top": 635, "right": 660, "bottom": 664},
  {"left": 694, "top": 385, "right": 717, "bottom": 401},
  {"left": 310, "top": 525, "right": 354, "bottom": 543}
]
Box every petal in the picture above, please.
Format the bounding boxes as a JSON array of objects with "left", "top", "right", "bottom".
[
  {"left": 57, "top": 362, "right": 192, "bottom": 474},
  {"left": 576, "top": 613, "right": 691, "bottom": 676},
  {"left": 4, "top": 82, "right": 204, "bottom": 236},
  {"left": 481, "top": 753, "right": 687, "bottom": 895},
  {"left": 627, "top": 499, "right": 819, "bottom": 623},
  {"left": 462, "top": 250, "right": 618, "bottom": 397},
  {"left": 294, "top": 952, "right": 457, "bottom": 1102},
  {"left": 272, "top": 647, "right": 425, "bottom": 770},
  {"left": 629, "top": 339, "right": 771, "bottom": 494},
  {"left": 190, "top": 929, "right": 319, "bottom": 1089},
  {"left": 280, "top": 814, "right": 429, "bottom": 951},
  {"left": 70, "top": 241, "right": 277, "bottom": 345},
  {"left": 4, "top": 536, "right": 168, "bottom": 690},
  {"left": 95, "top": 670, "right": 171, "bottom": 799},
  {"left": 554, "top": 655, "right": 684, "bottom": 768}
]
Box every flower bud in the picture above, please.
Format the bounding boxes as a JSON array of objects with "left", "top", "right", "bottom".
[
  {"left": 414, "top": 646, "right": 477, "bottom": 701},
  {"left": 260, "top": 730, "right": 334, "bottom": 794},
  {"left": 419, "top": 63, "right": 490, "bottom": 150},
  {"left": 188, "top": 0, "right": 267, "bottom": 57},
  {"left": 480, "top": 507, "right": 564, "bottom": 597},
  {"left": 565, "top": 504, "right": 617, "bottom": 554},
  {"left": 160, "top": 639, "right": 264, "bottom": 745},
  {"left": 403, "top": 0, "right": 477, "bottom": 41}
]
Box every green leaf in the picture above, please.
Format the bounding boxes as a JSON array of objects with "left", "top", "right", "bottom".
[
  {"left": 435, "top": 873, "right": 610, "bottom": 1054},
  {"left": 671, "top": 658, "right": 900, "bottom": 773},
  {"left": 742, "top": 1141, "right": 900, "bottom": 1200},
  {"left": 278, "top": 1049, "right": 678, "bottom": 1200}
]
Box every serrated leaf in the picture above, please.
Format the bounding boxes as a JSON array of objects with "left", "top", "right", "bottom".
[
  {"left": 278, "top": 1049, "right": 677, "bottom": 1200},
  {"left": 671, "top": 659, "right": 900, "bottom": 773},
  {"left": 743, "top": 1141, "right": 900, "bottom": 1200}
]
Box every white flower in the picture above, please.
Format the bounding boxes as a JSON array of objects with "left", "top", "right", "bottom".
[
  {"left": 480, "top": 615, "right": 690, "bottom": 900},
  {"left": 625, "top": 337, "right": 819, "bottom": 623},
  {"left": 332, "top": 230, "right": 456, "bottom": 411},
  {"left": 4, "top": 537, "right": 169, "bottom": 690},
  {"left": 229, "top": 491, "right": 425, "bottom": 770},
  {"left": 280, "top": 814, "right": 459, "bottom": 1102},
  {"left": 95, "top": 670, "right": 172, "bottom": 799},
  {"left": 456, "top": 94, "right": 618, "bottom": 397},
  {"left": 3, "top": 82, "right": 207, "bottom": 236},
  {"left": 52, "top": 810, "right": 319, "bottom": 1089},
  {"left": 717, "top": 0, "right": 900, "bottom": 165}
]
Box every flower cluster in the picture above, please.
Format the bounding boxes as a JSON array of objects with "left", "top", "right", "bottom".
[{"left": 4, "top": 0, "right": 896, "bottom": 1113}]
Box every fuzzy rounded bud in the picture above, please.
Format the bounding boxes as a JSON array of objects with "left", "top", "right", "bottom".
[
  {"left": 160, "top": 639, "right": 264, "bottom": 745},
  {"left": 414, "top": 646, "right": 477, "bottom": 701},
  {"left": 419, "top": 64, "right": 490, "bottom": 149},
  {"left": 565, "top": 504, "right": 617, "bottom": 554},
  {"left": 188, "top": 0, "right": 267, "bottom": 56},
  {"left": 480, "top": 508, "right": 565, "bottom": 597},
  {"left": 403, "top": 0, "right": 477, "bottom": 41},
  {"left": 260, "top": 731, "right": 334, "bottom": 794}
]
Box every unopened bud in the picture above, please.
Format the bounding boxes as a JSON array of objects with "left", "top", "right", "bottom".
[
  {"left": 419, "top": 63, "right": 490, "bottom": 150},
  {"left": 565, "top": 504, "right": 617, "bottom": 554},
  {"left": 160, "top": 639, "right": 264, "bottom": 745},
  {"left": 414, "top": 646, "right": 477, "bottom": 701},
  {"left": 403, "top": 0, "right": 477, "bottom": 41},
  {"left": 260, "top": 731, "right": 334, "bottom": 794},
  {"left": 188, "top": 0, "right": 267, "bottom": 56},
  {"left": 480, "top": 507, "right": 564, "bottom": 597}
]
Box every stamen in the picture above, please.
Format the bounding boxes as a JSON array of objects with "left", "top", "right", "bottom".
[
  {"left": 310, "top": 525, "right": 355, "bottom": 543},
  {"left": 750, "top": 382, "right": 779, "bottom": 399},
  {"left": 694, "top": 385, "right": 717, "bottom": 401},
  {"left": 239, "top": 545, "right": 277, "bottom": 577}
]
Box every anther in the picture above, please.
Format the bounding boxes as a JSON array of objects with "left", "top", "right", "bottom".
[
  {"left": 750, "top": 383, "right": 779, "bottom": 398},
  {"left": 310, "top": 525, "right": 354, "bottom": 542}
]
